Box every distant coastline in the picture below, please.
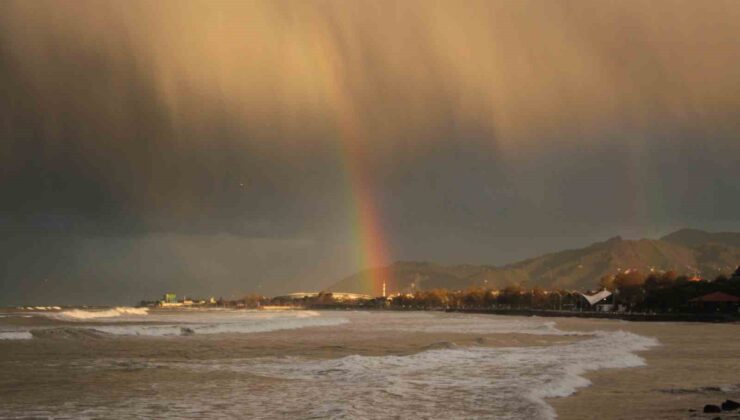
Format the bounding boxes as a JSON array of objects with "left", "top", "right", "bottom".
[{"left": 134, "top": 265, "right": 740, "bottom": 324}]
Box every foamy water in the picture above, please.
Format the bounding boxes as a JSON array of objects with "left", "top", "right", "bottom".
[
  {"left": 250, "top": 330, "right": 654, "bottom": 419},
  {"left": 93, "top": 312, "right": 349, "bottom": 336},
  {"left": 372, "top": 312, "right": 587, "bottom": 336},
  {"left": 3, "top": 307, "right": 347, "bottom": 337},
  {"left": 51, "top": 307, "right": 149, "bottom": 320},
  {"left": 0, "top": 331, "right": 33, "bottom": 340},
  {"left": 0, "top": 310, "right": 658, "bottom": 419}
]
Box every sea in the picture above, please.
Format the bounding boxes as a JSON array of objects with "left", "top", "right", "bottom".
[{"left": 0, "top": 307, "right": 658, "bottom": 419}]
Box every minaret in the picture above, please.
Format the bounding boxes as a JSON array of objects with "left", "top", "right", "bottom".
[{"left": 382, "top": 281, "right": 386, "bottom": 298}]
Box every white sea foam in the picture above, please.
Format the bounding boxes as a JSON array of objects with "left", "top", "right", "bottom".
[
  {"left": 365, "top": 311, "right": 588, "bottom": 336},
  {"left": 93, "top": 315, "right": 348, "bottom": 336},
  {"left": 0, "top": 312, "right": 659, "bottom": 419},
  {"left": 0, "top": 331, "right": 33, "bottom": 340},
  {"left": 260, "top": 329, "right": 655, "bottom": 419},
  {"left": 32, "top": 309, "right": 347, "bottom": 337},
  {"left": 96, "top": 327, "right": 653, "bottom": 419},
  {"left": 50, "top": 307, "right": 149, "bottom": 320}
]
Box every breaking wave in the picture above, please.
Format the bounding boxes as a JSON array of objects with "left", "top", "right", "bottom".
[
  {"left": 11, "top": 309, "right": 348, "bottom": 338},
  {"left": 71, "top": 327, "right": 655, "bottom": 419},
  {"left": 0, "top": 311, "right": 659, "bottom": 419},
  {"left": 50, "top": 307, "right": 149, "bottom": 320},
  {"left": 0, "top": 331, "right": 33, "bottom": 340},
  {"left": 23, "top": 306, "right": 62, "bottom": 311},
  {"left": 30, "top": 328, "right": 110, "bottom": 340},
  {"left": 92, "top": 315, "right": 349, "bottom": 336},
  {"left": 368, "top": 311, "right": 588, "bottom": 336},
  {"left": 173, "top": 329, "right": 657, "bottom": 419}
]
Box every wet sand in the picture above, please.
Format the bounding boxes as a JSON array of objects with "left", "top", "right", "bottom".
[{"left": 550, "top": 318, "right": 740, "bottom": 419}]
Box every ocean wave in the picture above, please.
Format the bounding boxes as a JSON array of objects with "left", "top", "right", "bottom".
[
  {"left": 50, "top": 307, "right": 149, "bottom": 320},
  {"left": 30, "top": 328, "right": 110, "bottom": 340},
  {"left": 371, "top": 312, "right": 588, "bottom": 336},
  {"left": 92, "top": 314, "right": 348, "bottom": 336},
  {"left": 0, "top": 331, "right": 33, "bottom": 340},
  {"left": 19, "top": 310, "right": 347, "bottom": 337},
  {"left": 174, "top": 328, "right": 657, "bottom": 419},
  {"left": 0, "top": 312, "right": 660, "bottom": 419},
  {"left": 525, "top": 330, "right": 659, "bottom": 419}
]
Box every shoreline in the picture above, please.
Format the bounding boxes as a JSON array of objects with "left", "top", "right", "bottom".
[
  {"left": 445, "top": 307, "right": 740, "bottom": 323},
  {"left": 548, "top": 317, "right": 740, "bottom": 419},
  {"left": 289, "top": 305, "right": 740, "bottom": 323}
]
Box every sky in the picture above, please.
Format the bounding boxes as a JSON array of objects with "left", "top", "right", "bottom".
[{"left": 1, "top": 0, "right": 740, "bottom": 305}]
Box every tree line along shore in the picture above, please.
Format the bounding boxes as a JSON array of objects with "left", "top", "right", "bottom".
[{"left": 147, "top": 267, "right": 740, "bottom": 322}]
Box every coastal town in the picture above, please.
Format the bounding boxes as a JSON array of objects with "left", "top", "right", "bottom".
[{"left": 142, "top": 265, "right": 740, "bottom": 321}]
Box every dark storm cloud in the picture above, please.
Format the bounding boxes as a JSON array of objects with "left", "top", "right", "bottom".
[{"left": 1, "top": 0, "right": 739, "bottom": 304}]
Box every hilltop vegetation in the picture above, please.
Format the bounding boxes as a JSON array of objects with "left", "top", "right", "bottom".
[{"left": 328, "top": 229, "right": 740, "bottom": 294}]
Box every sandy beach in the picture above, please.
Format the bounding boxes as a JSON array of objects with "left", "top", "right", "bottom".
[{"left": 551, "top": 318, "right": 740, "bottom": 419}]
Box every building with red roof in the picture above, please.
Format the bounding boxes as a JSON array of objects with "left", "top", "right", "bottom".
[{"left": 690, "top": 291, "right": 740, "bottom": 313}]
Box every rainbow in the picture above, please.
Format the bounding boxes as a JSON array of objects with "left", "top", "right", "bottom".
[
  {"left": 338, "top": 139, "right": 394, "bottom": 297},
  {"left": 319, "top": 35, "right": 394, "bottom": 296}
]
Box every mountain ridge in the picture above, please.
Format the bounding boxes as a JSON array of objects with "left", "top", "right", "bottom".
[{"left": 328, "top": 229, "right": 740, "bottom": 294}]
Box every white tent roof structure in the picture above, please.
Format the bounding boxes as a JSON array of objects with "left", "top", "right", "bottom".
[{"left": 578, "top": 289, "right": 612, "bottom": 306}]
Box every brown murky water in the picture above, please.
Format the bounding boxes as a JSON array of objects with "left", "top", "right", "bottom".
[{"left": 2, "top": 309, "right": 733, "bottom": 419}]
